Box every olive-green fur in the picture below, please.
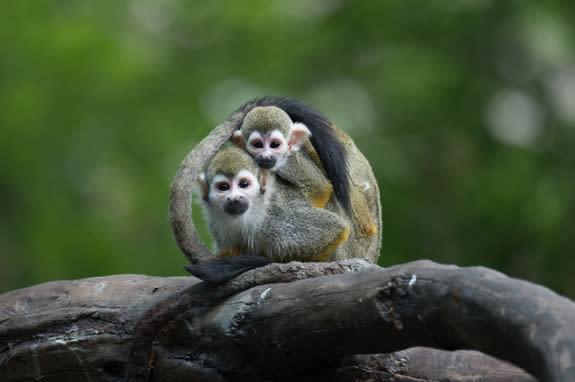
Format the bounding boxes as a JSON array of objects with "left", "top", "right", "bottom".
[
  {"left": 240, "top": 106, "right": 292, "bottom": 138},
  {"left": 204, "top": 146, "right": 257, "bottom": 184}
]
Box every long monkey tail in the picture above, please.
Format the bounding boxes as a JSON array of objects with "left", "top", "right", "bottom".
[{"left": 184, "top": 255, "right": 273, "bottom": 284}]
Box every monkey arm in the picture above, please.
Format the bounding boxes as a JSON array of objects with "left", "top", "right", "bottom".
[
  {"left": 261, "top": 204, "right": 350, "bottom": 263},
  {"left": 275, "top": 152, "right": 334, "bottom": 209}
]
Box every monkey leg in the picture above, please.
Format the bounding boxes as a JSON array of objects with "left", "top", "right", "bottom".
[
  {"left": 262, "top": 205, "right": 349, "bottom": 263},
  {"left": 306, "top": 224, "right": 350, "bottom": 262},
  {"left": 350, "top": 185, "right": 377, "bottom": 238}
]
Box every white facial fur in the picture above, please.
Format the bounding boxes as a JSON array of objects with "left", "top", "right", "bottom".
[
  {"left": 245, "top": 123, "right": 311, "bottom": 171},
  {"left": 246, "top": 130, "right": 288, "bottom": 164},
  {"left": 208, "top": 170, "right": 261, "bottom": 212},
  {"left": 203, "top": 169, "right": 272, "bottom": 252}
]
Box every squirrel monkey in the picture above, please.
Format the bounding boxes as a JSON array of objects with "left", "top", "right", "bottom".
[
  {"left": 230, "top": 98, "right": 381, "bottom": 262},
  {"left": 187, "top": 147, "right": 350, "bottom": 283}
]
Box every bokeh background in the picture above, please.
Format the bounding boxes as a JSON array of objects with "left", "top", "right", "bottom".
[{"left": 1, "top": 1, "right": 574, "bottom": 297}]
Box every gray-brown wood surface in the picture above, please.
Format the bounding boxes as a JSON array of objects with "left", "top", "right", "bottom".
[{"left": 2, "top": 259, "right": 573, "bottom": 381}]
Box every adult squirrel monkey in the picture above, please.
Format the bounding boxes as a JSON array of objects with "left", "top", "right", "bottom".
[{"left": 186, "top": 147, "right": 350, "bottom": 283}]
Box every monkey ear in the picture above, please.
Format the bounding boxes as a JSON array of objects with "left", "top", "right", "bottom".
[
  {"left": 231, "top": 130, "right": 246, "bottom": 149},
  {"left": 197, "top": 174, "right": 209, "bottom": 197},
  {"left": 288, "top": 122, "right": 311, "bottom": 150}
]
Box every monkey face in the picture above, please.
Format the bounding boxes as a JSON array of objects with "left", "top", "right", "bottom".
[
  {"left": 209, "top": 170, "right": 261, "bottom": 217},
  {"left": 246, "top": 130, "right": 288, "bottom": 171}
]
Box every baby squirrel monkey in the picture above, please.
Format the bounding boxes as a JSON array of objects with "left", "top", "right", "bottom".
[{"left": 187, "top": 147, "right": 350, "bottom": 283}]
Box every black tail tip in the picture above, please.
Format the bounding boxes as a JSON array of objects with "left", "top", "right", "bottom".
[{"left": 184, "top": 255, "right": 273, "bottom": 284}]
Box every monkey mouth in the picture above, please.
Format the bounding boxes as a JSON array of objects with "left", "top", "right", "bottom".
[
  {"left": 255, "top": 157, "right": 276, "bottom": 170},
  {"left": 224, "top": 201, "right": 249, "bottom": 216}
]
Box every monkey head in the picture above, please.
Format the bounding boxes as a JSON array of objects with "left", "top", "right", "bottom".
[
  {"left": 199, "top": 147, "right": 268, "bottom": 217},
  {"left": 232, "top": 106, "right": 311, "bottom": 171}
]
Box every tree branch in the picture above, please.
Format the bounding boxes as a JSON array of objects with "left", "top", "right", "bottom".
[{"left": 1, "top": 261, "right": 573, "bottom": 381}]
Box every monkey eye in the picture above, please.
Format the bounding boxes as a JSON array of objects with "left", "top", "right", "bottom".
[
  {"left": 251, "top": 140, "right": 264, "bottom": 149},
  {"left": 238, "top": 180, "right": 250, "bottom": 189},
  {"left": 270, "top": 141, "right": 281, "bottom": 149},
  {"left": 217, "top": 183, "right": 230, "bottom": 191}
]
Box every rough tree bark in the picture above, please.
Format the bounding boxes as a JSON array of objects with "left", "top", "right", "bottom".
[{"left": 1, "top": 259, "right": 574, "bottom": 382}]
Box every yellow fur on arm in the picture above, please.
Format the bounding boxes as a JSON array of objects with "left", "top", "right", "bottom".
[
  {"left": 308, "top": 183, "right": 333, "bottom": 209},
  {"left": 306, "top": 225, "right": 350, "bottom": 263}
]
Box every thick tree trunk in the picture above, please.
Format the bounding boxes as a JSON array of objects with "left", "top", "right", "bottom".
[{"left": 1, "top": 260, "right": 573, "bottom": 382}]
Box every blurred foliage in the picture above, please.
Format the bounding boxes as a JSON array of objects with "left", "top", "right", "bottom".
[{"left": 1, "top": 0, "right": 574, "bottom": 297}]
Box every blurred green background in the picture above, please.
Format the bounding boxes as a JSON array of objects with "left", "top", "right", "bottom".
[{"left": 1, "top": 1, "right": 574, "bottom": 297}]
